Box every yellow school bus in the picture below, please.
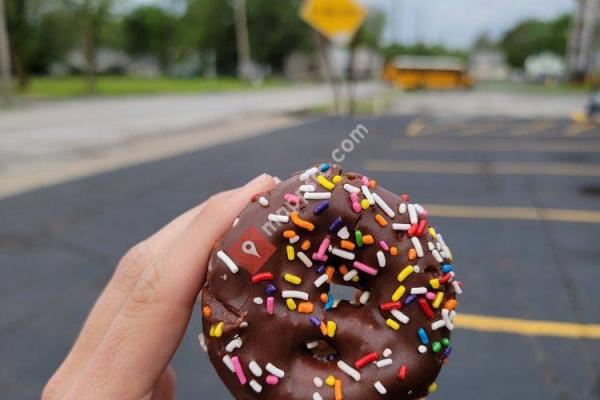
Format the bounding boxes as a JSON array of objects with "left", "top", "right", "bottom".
[{"left": 383, "top": 56, "right": 473, "bottom": 90}]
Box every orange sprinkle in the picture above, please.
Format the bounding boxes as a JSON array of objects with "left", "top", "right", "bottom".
[
  {"left": 320, "top": 321, "right": 328, "bottom": 335},
  {"left": 335, "top": 379, "right": 343, "bottom": 400},
  {"left": 290, "top": 212, "right": 315, "bottom": 231},
  {"left": 339, "top": 264, "right": 349, "bottom": 275},
  {"left": 408, "top": 248, "right": 417, "bottom": 260},
  {"left": 283, "top": 230, "right": 296, "bottom": 238},
  {"left": 362, "top": 234, "right": 374, "bottom": 244},
  {"left": 298, "top": 302, "right": 314, "bottom": 314},
  {"left": 390, "top": 246, "right": 399, "bottom": 256},
  {"left": 320, "top": 293, "right": 329, "bottom": 303},
  {"left": 375, "top": 214, "right": 388, "bottom": 226},
  {"left": 202, "top": 306, "right": 212, "bottom": 318},
  {"left": 301, "top": 240, "right": 311, "bottom": 251},
  {"left": 444, "top": 299, "right": 458, "bottom": 310},
  {"left": 340, "top": 240, "right": 356, "bottom": 251},
  {"left": 326, "top": 266, "right": 335, "bottom": 282},
  {"left": 368, "top": 179, "right": 377, "bottom": 188}
]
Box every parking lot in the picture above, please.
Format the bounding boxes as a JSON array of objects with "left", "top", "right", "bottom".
[{"left": 1, "top": 114, "right": 599, "bottom": 399}]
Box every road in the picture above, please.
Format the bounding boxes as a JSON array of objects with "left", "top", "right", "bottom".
[{"left": 1, "top": 114, "right": 599, "bottom": 399}]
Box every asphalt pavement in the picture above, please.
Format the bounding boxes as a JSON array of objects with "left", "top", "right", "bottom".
[{"left": 1, "top": 114, "right": 599, "bottom": 399}]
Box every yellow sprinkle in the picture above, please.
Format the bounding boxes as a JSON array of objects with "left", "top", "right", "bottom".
[
  {"left": 398, "top": 265, "right": 414, "bottom": 282},
  {"left": 351, "top": 275, "right": 360, "bottom": 282},
  {"left": 430, "top": 278, "right": 440, "bottom": 289},
  {"left": 325, "top": 375, "right": 336, "bottom": 386},
  {"left": 428, "top": 227, "right": 437, "bottom": 238},
  {"left": 286, "top": 298, "right": 297, "bottom": 310},
  {"left": 360, "top": 198, "right": 370, "bottom": 209},
  {"left": 317, "top": 175, "right": 335, "bottom": 190},
  {"left": 386, "top": 318, "right": 400, "bottom": 330},
  {"left": 428, "top": 382, "right": 438, "bottom": 393},
  {"left": 209, "top": 325, "right": 215, "bottom": 336},
  {"left": 212, "top": 322, "right": 224, "bottom": 337},
  {"left": 284, "top": 273, "right": 302, "bottom": 285},
  {"left": 327, "top": 320, "right": 337, "bottom": 337},
  {"left": 432, "top": 292, "right": 444, "bottom": 309},
  {"left": 286, "top": 245, "right": 295, "bottom": 260},
  {"left": 391, "top": 285, "right": 406, "bottom": 301},
  {"left": 332, "top": 175, "right": 342, "bottom": 183}
]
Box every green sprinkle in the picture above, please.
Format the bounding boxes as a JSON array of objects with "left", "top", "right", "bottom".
[
  {"left": 355, "top": 230, "right": 363, "bottom": 247},
  {"left": 441, "top": 338, "right": 450, "bottom": 348},
  {"left": 432, "top": 341, "right": 442, "bottom": 353}
]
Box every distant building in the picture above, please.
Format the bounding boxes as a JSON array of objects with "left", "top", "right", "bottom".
[
  {"left": 469, "top": 49, "right": 510, "bottom": 81},
  {"left": 524, "top": 52, "right": 566, "bottom": 82}
]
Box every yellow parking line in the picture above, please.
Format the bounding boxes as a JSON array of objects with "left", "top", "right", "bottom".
[
  {"left": 422, "top": 204, "right": 600, "bottom": 224},
  {"left": 510, "top": 120, "right": 556, "bottom": 136},
  {"left": 564, "top": 123, "right": 597, "bottom": 137},
  {"left": 405, "top": 118, "right": 426, "bottom": 137},
  {"left": 364, "top": 159, "right": 600, "bottom": 177},
  {"left": 392, "top": 139, "right": 600, "bottom": 153},
  {"left": 456, "top": 313, "right": 600, "bottom": 339}
]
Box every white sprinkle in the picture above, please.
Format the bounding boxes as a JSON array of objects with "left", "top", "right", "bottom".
[
  {"left": 314, "top": 274, "right": 329, "bottom": 287},
  {"left": 240, "top": 321, "right": 248, "bottom": 328},
  {"left": 414, "top": 203, "right": 427, "bottom": 214},
  {"left": 306, "top": 341, "right": 319, "bottom": 350},
  {"left": 343, "top": 269, "right": 358, "bottom": 281},
  {"left": 411, "top": 236, "right": 424, "bottom": 257},
  {"left": 337, "top": 226, "right": 350, "bottom": 239},
  {"left": 408, "top": 204, "right": 418, "bottom": 224},
  {"left": 299, "top": 184, "right": 316, "bottom": 192},
  {"left": 297, "top": 251, "right": 313, "bottom": 267},
  {"left": 198, "top": 333, "right": 207, "bottom": 352},
  {"left": 399, "top": 202, "right": 407, "bottom": 214},
  {"left": 313, "top": 393, "right": 323, "bottom": 400},
  {"left": 432, "top": 249, "right": 444, "bottom": 262},
  {"left": 372, "top": 193, "right": 395, "bottom": 218},
  {"left": 383, "top": 348, "right": 392, "bottom": 358},
  {"left": 337, "top": 360, "right": 361, "bottom": 382},
  {"left": 427, "top": 242, "right": 435, "bottom": 251},
  {"left": 253, "top": 297, "right": 263, "bottom": 305},
  {"left": 304, "top": 192, "right": 331, "bottom": 200},
  {"left": 452, "top": 281, "right": 463, "bottom": 294},
  {"left": 330, "top": 247, "right": 355, "bottom": 260},
  {"left": 343, "top": 183, "right": 360, "bottom": 193},
  {"left": 282, "top": 290, "right": 309, "bottom": 300},
  {"left": 268, "top": 213, "right": 289, "bottom": 223},
  {"left": 410, "top": 287, "right": 427, "bottom": 295},
  {"left": 392, "top": 223, "right": 411, "bottom": 231},
  {"left": 249, "top": 380, "right": 263, "bottom": 393},
  {"left": 359, "top": 291, "right": 370, "bottom": 304},
  {"left": 418, "top": 345, "right": 428, "bottom": 354},
  {"left": 374, "top": 381, "right": 387, "bottom": 394},
  {"left": 258, "top": 196, "right": 269, "bottom": 207},
  {"left": 431, "top": 320, "right": 446, "bottom": 330},
  {"left": 249, "top": 361, "right": 263, "bottom": 377},
  {"left": 265, "top": 362, "right": 285, "bottom": 378},
  {"left": 313, "top": 377, "right": 323, "bottom": 387},
  {"left": 225, "top": 337, "right": 243, "bottom": 352},
  {"left": 299, "top": 167, "right": 318, "bottom": 181},
  {"left": 413, "top": 265, "right": 421, "bottom": 273},
  {"left": 217, "top": 250, "right": 239, "bottom": 273},
  {"left": 376, "top": 358, "right": 393, "bottom": 368},
  {"left": 222, "top": 355, "right": 235, "bottom": 373},
  {"left": 289, "top": 235, "right": 300, "bottom": 244},
  {"left": 232, "top": 217, "right": 239, "bottom": 227},
  {"left": 391, "top": 309, "right": 410, "bottom": 324},
  {"left": 361, "top": 185, "right": 375, "bottom": 205},
  {"left": 442, "top": 308, "right": 455, "bottom": 330},
  {"left": 376, "top": 251, "right": 386, "bottom": 267}
]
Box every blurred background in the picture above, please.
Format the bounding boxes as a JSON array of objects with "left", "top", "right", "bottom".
[{"left": 0, "top": 1, "right": 599, "bottom": 399}]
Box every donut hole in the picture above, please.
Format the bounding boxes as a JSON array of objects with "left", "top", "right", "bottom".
[
  {"left": 424, "top": 265, "right": 441, "bottom": 277},
  {"left": 305, "top": 339, "right": 338, "bottom": 363},
  {"left": 328, "top": 282, "right": 363, "bottom": 305}
]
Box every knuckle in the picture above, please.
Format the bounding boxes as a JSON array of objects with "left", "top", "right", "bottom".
[
  {"left": 123, "top": 266, "right": 163, "bottom": 317},
  {"left": 112, "top": 242, "right": 149, "bottom": 291}
]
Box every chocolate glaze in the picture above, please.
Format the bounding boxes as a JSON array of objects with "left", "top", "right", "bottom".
[{"left": 201, "top": 164, "right": 458, "bottom": 400}]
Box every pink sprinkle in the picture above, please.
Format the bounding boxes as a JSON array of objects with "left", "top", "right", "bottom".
[
  {"left": 353, "top": 261, "right": 378, "bottom": 276},
  {"left": 284, "top": 193, "right": 300, "bottom": 205},
  {"left": 352, "top": 202, "right": 361, "bottom": 213},
  {"left": 379, "top": 240, "right": 389, "bottom": 251},
  {"left": 361, "top": 176, "right": 369, "bottom": 185},
  {"left": 266, "top": 296, "right": 275, "bottom": 315},
  {"left": 426, "top": 292, "right": 436, "bottom": 300},
  {"left": 350, "top": 192, "right": 359, "bottom": 203},
  {"left": 265, "top": 375, "right": 279, "bottom": 385},
  {"left": 316, "top": 237, "right": 330, "bottom": 257},
  {"left": 231, "top": 356, "right": 247, "bottom": 385}
]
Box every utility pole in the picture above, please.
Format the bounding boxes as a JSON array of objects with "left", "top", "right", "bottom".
[
  {"left": 567, "top": 0, "right": 600, "bottom": 81},
  {"left": 233, "top": 0, "right": 252, "bottom": 80},
  {"left": 0, "top": 0, "right": 12, "bottom": 105}
]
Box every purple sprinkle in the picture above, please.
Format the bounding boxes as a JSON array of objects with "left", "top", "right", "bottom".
[
  {"left": 265, "top": 284, "right": 277, "bottom": 295},
  {"left": 443, "top": 347, "right": 452, "bottom": 358},
  {"left": 327, "top": 354, "right": 335, "bottom": 361},
  {"left": 404, "top": 294, "right": 417, "bottom": 305},
  {"left": 316, "top": 263, "right": 325, "bottom": 274},
  {"left": 328, "top": 216, "right": 343, "bottom": 232},
  {"left": 313, "top": 200, "right": 330, "bottom": 215},
  {"left": 309, "top": 316, "right": 321, "bottom": 326}
]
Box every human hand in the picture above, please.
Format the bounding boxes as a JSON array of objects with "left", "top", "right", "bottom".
[{"left": 42, "top": 174, "right": 277, "bottom": 400}]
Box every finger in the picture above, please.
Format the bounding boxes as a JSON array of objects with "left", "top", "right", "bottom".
[
  {"left": 69, "top": 174, "right": 276, "bottom": 398},
  {"left": 150, "top": 365, "right": 176, "bottom": 400}
]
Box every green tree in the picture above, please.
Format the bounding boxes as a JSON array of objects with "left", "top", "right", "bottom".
[
  {"left": 124, "top": 6, "right": 175, "bottom": 74},
  {"left": 500, "top": 14, "right": 570, "bottom": 68}
]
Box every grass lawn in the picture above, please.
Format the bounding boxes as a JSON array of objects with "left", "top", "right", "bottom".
[
  {"left": 19, "top": 76, "right": 287, "bottom": 99},
  {"left": 475, "top": 81, "right": 591, "bottom": 95}
]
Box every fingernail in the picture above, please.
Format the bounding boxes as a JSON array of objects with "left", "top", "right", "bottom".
[
  {"left": 273, "top": 176, "right": 282, "bottom": 184},
  {"left": 245, "top": 173, "right": 269, "bottom": 187}
]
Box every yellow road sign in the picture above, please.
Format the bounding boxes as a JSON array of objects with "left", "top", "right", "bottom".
[{"left": 300, "top": 0, "right": 367, "bottom": 43}]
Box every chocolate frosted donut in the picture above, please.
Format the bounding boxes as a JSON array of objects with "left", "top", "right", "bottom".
[{"left": 200, "top": 164, "right": 462, "bottom": 400}]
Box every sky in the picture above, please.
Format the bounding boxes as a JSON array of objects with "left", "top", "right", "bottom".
[{"left": 127, "top": 0, "right": 575, "bottom": 50}]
